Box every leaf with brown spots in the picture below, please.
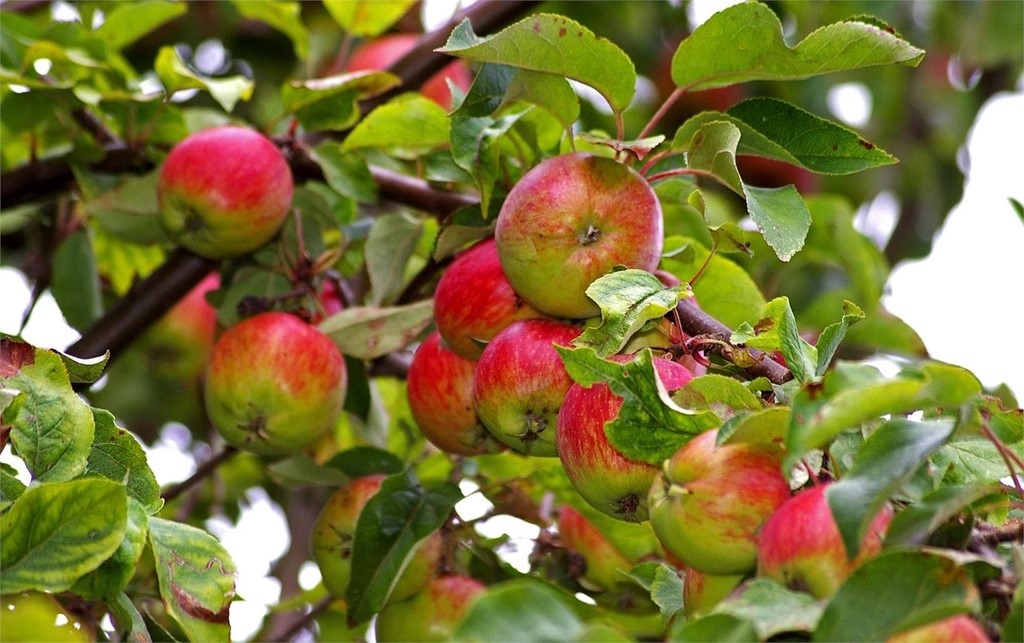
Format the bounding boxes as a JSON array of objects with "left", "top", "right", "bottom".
[{"left": 318, "top": 300, "right": 434, "bottom": 360}]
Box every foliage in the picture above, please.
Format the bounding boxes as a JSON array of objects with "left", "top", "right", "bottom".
[{"left": 0, "top": 1, "right": 1021, "bottom": 642}]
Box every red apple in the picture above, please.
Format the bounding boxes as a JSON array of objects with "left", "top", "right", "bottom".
[
  {"left": 434, "top": 238, "right": 545, "bottom": 360},
  {"left": 557, "top": 355, "right": 695, "bottom": 522},
  {"left": 312, "top": 278, "right": 345, "bottom": 323},
  {"left": 204, "top": 312, "right": 347, "bottom": 454},
  {"left": 757, "top": 482, "right": 894, "bottom": 598},
  {"left": 375, "top": 575, "right": 486, "bottom": 642},
  {"left": 158, "top": 126, "right": 294, "bottom": 259},
  {"left": 558, "top": 505, "right": 636, "bottom": 591},
  {"left": 682, "top": 566, "right": 744, "bottom": 617},
  {"left": 649, "top": 429, "right": 791, "bottom": 574},
  {"left": 886, "top": 615, "right": 990, "bottom": 643},
  {"left": 340, "top": 33, "right": 472, "bottom": 110},
  {"left": 495, "top": 153, "right": 664, "bottom": 319},
  {"left": 147, "top": 271, "right": 220, "bottom": 380},
  {"left": 407, "top": 331, "right": 502, "bottom": 456},
  {"left": 472, "top": 319, "right": 581, "bottom": 456},
  {"left": 311, "top": 475, "right": 441, "bottom": 602}
]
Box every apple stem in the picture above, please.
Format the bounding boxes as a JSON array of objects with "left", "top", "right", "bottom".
[
  {"left": 801, "top": 458, "right": 821, "bottom": 485},
  {"left": 688, "top": 238, "right": 718, "bottom": 286},
  {"left": 640, "top": 150, "right": 674, "bottom": 176},
  {"left": 639, "top": 86, "right": 685, "bottom": 140}
]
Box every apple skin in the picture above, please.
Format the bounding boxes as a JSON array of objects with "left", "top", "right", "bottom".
[
  {"left": 886, "top": 615, "right": 990, "bottom": 643},
  {"left": 558, "top": 356, "right": 695, "bottom": 522},
  {"left": 434, "top": 238, "right": 545, "bottom": 360},
  {"left": 407, "top": 332, "right": 503, "bottom": 456},
  {"left": 0, "top": 592, "right": 92, "bottom": 642},
  {"left": 682, "top": 566, "right": 744, "bottom": 617},
  {"left": 148, "top": 271, "right": 221, "bottom": 380},
  {"left": 341, "top": 33, "right": 472, "bottom": 110},
  {"left": 648, "top": 429, "right": 791, "bottom": 575},
  {"left": 204, "top": 312, "right": 347, "bottom": 455},
  {"left": 375, "top": 575, "right": 486, "bottom": 642},
  {"left": 558, "top": 505, "right": 637, "bottom": 591},
  {"left": 311, "top": 475, "right": 442, "bottom": 603},
  {"left": 495, "top": 153, "right": 664, "bottom": 319},
  {"left": 472, "top": 319, "right": 581, "bottom": 457},
  {"left": 757, "top": 482, "right": 894, "bottom": 598},
  {"left": 158, "top": 126, "right": 294, "bottom": 259}
]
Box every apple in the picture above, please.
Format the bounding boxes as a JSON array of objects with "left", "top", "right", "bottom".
[
  {"left": 886, "top": 614, "right": 990, "bottom": 643},
  {"left": 557, "top": 505, "right": 637, "bottom": 591},
  {"left": 0, "top": 592, "right": 92, "bottom": 642},
  {"left": 557, "top": 355, "right": 695, "bottom": 522},
  {"left": 146, "top": 271, "right": 220, "bottom": 381},
  {"left": 338, "top": 33, "right": 472, "bottom": 110},
  {"left": 434, "top": 238, "right": 545, "bottom": 360},
  {"left": 757, "top": 482, "right": 894, "bottom": 598},
  {"left": 311, "top": 475, "right": 441, "bottom": 602},
  {"left": 375, "top": 575, "right": 486, "bottom": 642},
  {"left": 495, "top": 153, "right": 664, "bottom": 319},
  {"left": 158, "top": 126, "right": 294, "bottom": 259},
  {"left": 204, "top": 311, "right": 347, "bottom": 454},
  {"left": 312, "top": 278, "right": 345, "bottom": 323},
  {"left": 648, "top": 429, "right": 791, "bottom": 574},
  {"left": 472, "top": 319, "right": 581, "bottom": 457},
  {"left": 407, "top": 331, "right": 503, "bottom": 456},
  {"left": 682, "top": 566, "right": 744, "bottom": 617}
]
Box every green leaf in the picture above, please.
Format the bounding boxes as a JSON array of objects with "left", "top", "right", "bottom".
[
  {"left": 154, "top": 46, "right": 254, "bottom": 112},
  {"left": 323, "top": 0, "right": 417, "bottom": 36},
  {"left": 56, "top": 350, "right": 109, "bottom": 385},
  {"left": 827, "top": 418, "right": 957, "bottom": 560},
  {"left": 94, "top": 1, "right": 186, "bottom": 50},
  {"left": 729, "top": 98, "right": 897, "bottom": 174},
  {"left": 342, "top": 94, "right": 450, "bottom": 152},
  {"left": 365, "top": 212, "right": 424, "bottom": 306},
  {"left": 148, "top": 517, "right": 236, "bottom": 642},
  {"left": 84, "top": 409, "right": 162, "bottom": 514},
  {"left": 671, "top": 2, "right": 924, "bottom": 91},
  {"left": 230, "top": 0, "right": 308, "bottom": 59},
  {"left": 732, "top": 297, "right": 816, "bottom": 382},
  {"left": 504, "top": 69, "right": 580, "bottom": 135},
  {"left": 455, "top": 578, "right": 586, "bottom": 642},
  {"left": 814, "top": 301, "right": 865, "bottom": 377},
  {"left": 92, "top": 228, "right": 166, "bottom": 296},
  {"left": 717, "top": 406, "right": 791, "bottom": 447},
  {"left": 70, "top": 498, "right": 148, "bottom": 600},
  {"left": 309, "top": 143, "right": 378, "bottom": 203},
  {"left": 319, "top": 300, "right": 434, "bottom": 360},
  {"left": 650, "top": 564, "right": 685, "bottom": 626},
  {"left": 1, "top": 339, "right": 95, "bottom": 483},
  {"left": 283, "top": 71, "right": 399, "bottom": 132},
  {"left": 576, "top": 269, "right": 686, "bottom": 357},
  {"left": 885, "top": 483, "right": 1004, "bottom": 548},
  {"left": 742, "top": 183, "right": 811, "bottom": 262},
  {"left": 0, "top": 466, "right": 26, "bottom": 513},
  {"left": 556, "top": 347, "right": 719, "bottom": 464},
  {"left": 708, "top": 221, "right": 756, "bottom": 256},
  {"left": 813, "top": 551, "right": 978, "bottom": 641},
  {"left": 685, "top": 121, "right": 743, "bottom": 193},
  {"left": 673, "top": 374, "right": 764, "bottom": 422},
  {"left": 670, "top": 613, "right": 758, "bottom": 642},
  {"left": 326, "top": 446, "right": 405, "bottom": 478},
  {"left": 51, "top": 230, "right": 102, "bottom": 331},
  {"left": 433, "top": 209, "right": 494, "bottom": 261},
  {"left": 932, "top": 437, "right": 1024, "bottom": 486},
  {"left": 266, "top": 454, "right": 350, "bottom": 488},
  {"left": 439, "top": 13, "right": 636, "bottom": 114},
  {"left": 712, "top": 578, "right": 824, "bottom": 639},
  {"left": 346, "top": 470, "right": 461, "bottom": 624},
  {"left": 108, "top": 592, "right": 152, "bottom": 643},
  {"left": 0, "top": 478, "right": 127, "bottom": 594},
  {"left": 785, "top": 362, "right": 982, "bottom": 471}
]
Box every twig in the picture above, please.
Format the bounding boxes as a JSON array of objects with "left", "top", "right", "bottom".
[
  {"left": 269, "top": 596, "right": 334, "bottom": 643},
  {"left": 160, "top": 446, "right": 238, "bottom": 504}
]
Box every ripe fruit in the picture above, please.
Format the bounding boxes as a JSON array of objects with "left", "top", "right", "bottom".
[
  {"left": 472, "top": 319, "right": 581, "bottom": 457},
  {"left": 557, "top": 505, "right": 636, "bottom": 591},
  {"left": 558, "top": 356, "right": 695, "bottom": 522},
  {"left": 649, "top": 429, "right": 791, "bottom": 574},
  {"left": 433, "top": 238, "right": 544, "bottom": 360},
  {"left": 495, "top": 153, "right": 664, "bottom": 319},
  {"left": 375, "top": 575, "right": 486, "bottom": 642},
  {"left": 311, "top": 475, "right": 441, "bottom": 602},
  {"left": 407, "top": 332, "right": 502, "bottom": 456},
  {"left": 757, "top": 482, "right": 894, "bottom": 598},
  {"left": 148, "top": 271, "right": 221, "bottom": 380},
  {"left": 157, "top": 126, "right": 294, "bottom": 259},
  {"left": 886, "top": 615, "right": 990, "bottom": 643},
  {"left": 682, "top": 566, "right": 744, "bottom": 617},
  {"left": 340, "top": 33, "right": 472, "bottom": 109},
  {"left": 204, "top": 312, "right": 347, "bottom": 454}
]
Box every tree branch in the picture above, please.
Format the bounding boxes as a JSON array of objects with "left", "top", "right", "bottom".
[{"left": 160, "top": 446, "right": 238, "bottom": 504}]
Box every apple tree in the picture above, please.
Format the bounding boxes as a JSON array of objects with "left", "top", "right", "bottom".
[{"left": 1, "top": 1, "right": 1021, "bottom": 641}]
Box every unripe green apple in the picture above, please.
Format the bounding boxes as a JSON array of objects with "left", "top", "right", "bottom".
[
  {"left": 434, "top": 238, "right": 545, "bottom": 360},
  {"left": 407, "top": 332, "right": 503, "bottom": 456},
  {"left": 681, "top": 566, "right": 744, "bottom": 617},
  {"left": 557, "top": 505, "right": 636, "bottom": 592},
  {"left": 375, "top": 575, "right": 486, "bottom": 642},
  {"left": 158, "top": 126, "right": 293, "bottom": 259},
  {"left": 886, "top": 614, "right": 990, "bottom": 643},
  {"left": 0, "top": 592, "right": 91, "bottom": 642},
  {"left": 311, "top": 475, "right": 441, "bottom": 602},
  {"left": 495, "top": 153, "right": 664, "bottom": 319},
  {"left": 649, "top": 429, "right": 791, "bottom": 575},
  {"left": 757, "top": 482, "right": 893, "bottom": 598},
  {"left": 558, "top": 355, "right": 694, "bottom": 522},
  {"left": 204, "top": 312, "right": 347, "bottom": 455},
  {"left": 472, "top": 319, "right": 581, "bottom": 456}
]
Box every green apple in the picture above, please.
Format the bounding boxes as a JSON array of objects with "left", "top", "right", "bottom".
[{"left": 375, "top": 575, "right": 486, "bottom": 642}]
